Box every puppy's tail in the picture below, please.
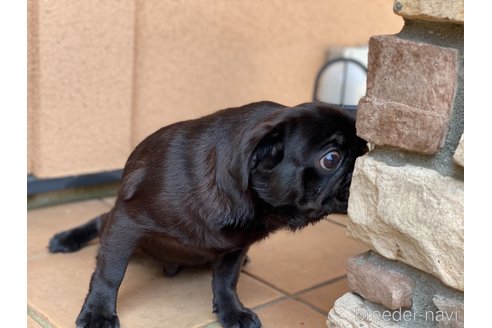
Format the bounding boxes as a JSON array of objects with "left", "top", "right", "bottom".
[{"left": 48, "top": 213, "right": 106, "bottom": 253}]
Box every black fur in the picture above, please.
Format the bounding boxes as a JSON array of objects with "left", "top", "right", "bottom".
[{"left": 49, "top": 101, "right": 367, "bottom": 328}]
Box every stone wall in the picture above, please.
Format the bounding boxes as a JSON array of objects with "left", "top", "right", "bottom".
[{"left": 327, "top": 1, "right": 463, "bottom": 327}]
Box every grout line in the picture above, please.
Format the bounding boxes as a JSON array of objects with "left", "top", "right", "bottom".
[
  {"left": 290, "top": 275, "right": 347, "bottom": 298},
  {"left": 242, "top": 269, "right": 347, "bottom": 299},
  {"left": 290, "top": 275, "right": 347, "bottom": 316},
  {"left": 242, "top": 272, "right": 347, "bottom": 317},
  {"left": 240, "top": 270, "right": 291, "bottom": 311},
  {"left": 193, "top": 274, "right": 348, "bottom": 327},
  {"left": 292, "top": 297, "right": 328, "bottom": 317},
  {"left": 195, "top": 272, "right": 290, "bottom": 328},
  {"left": 194, "top": 296, "right": 290, "bottom": 328},
  {"left": 241, "top": 270, "right": 290, "bottom": 296},
  {"left": 28, "top": 305, "right": 54, "bottom": 328},
  {"left": 250, "top": 295, "right": 288, "bottom": 312}
]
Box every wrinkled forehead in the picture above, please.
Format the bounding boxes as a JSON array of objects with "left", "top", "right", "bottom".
[
  {"left": 283, "top": 123, "right": 350, "bottom": 161},
  {"left": 285, "top": 115, "right": 351, "bottom": 145}
]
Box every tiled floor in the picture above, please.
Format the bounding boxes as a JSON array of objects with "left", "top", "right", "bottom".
[{"left": 27, "top": 198, "right": 368, "bottom": 328}]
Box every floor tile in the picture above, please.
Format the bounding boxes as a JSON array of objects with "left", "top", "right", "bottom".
[
  {"left": 28, "top": 199, "right": 365, "bottom": 327},
  {"left": 326, "top": 214, "right": 349, "bottom": 227},
  {"left": 101, "top": 196, "right": 117, "bottom": 207},
  {"left": 237, "top": 274, "right": 285, "bottom": 308},
  {"left": 256, "top": 299, "right": 327, "bottom": 328},
  {"left": 28, "top": 245, "right": 98, "bottom": 327},
  {"left": 243, "top": 220, "right": 368, "bottom": 294},
  {"left": 28, "top": 245, "right": 282, "bottom": 328},
  {"left": 201, "top": 299, "right": 326, "bottom": 328},
  {"left": 27, "top": 200, "right": 111, "bottom": 259},
  {"left": 297, "top": 277, "right": 349, "bottom": 313}
]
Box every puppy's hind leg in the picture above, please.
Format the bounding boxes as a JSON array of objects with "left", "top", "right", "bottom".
[
  {"left": 48, "top": 214, "right": 106, "bottom": 253},
  {"left": 212, "top": 248, "right": 262, "bottom": 328},
  {"left": 76, "top": 209, "right": 143, "bottom": 328}
]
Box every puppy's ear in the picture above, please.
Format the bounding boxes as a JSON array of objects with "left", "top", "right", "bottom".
[
  {"left": 249, "top": 127, "right": 284, "bottom": 173},
  {"left": 230, "top": 112, "right": 294, "bottom": 192}
]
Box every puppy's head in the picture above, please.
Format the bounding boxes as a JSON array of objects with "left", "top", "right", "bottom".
[{"left": 241, "top": 102, "right": 367, "bottom": 228}]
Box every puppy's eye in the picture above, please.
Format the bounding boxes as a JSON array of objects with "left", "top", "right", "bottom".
[{"left": 319, "top": 150, "right": 341, "bottom": 170}]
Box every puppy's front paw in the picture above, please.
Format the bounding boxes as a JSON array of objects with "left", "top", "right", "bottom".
[
  {"left": 76, "top": 310, "right": 120, "bottom": 328},
  {"left": 218, "top": 307, "right": 262, "bottom": 328}
]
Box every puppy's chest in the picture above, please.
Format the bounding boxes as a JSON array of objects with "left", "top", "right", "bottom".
[{"left": 218, "top": 220, "right": 280, "bottom": 247}]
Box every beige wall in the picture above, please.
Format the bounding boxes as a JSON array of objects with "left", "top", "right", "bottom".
[{"left": 28, "top": 0, "right": 403, "bottom": 178}]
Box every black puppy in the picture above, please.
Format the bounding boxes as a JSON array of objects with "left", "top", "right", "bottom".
[{"left": 49, "top": 101, "right": 367, "bottom": 328}]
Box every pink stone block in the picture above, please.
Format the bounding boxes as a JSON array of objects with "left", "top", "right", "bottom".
[
  {"left": 347, "top": 253, "right": 416, "bottom": 310},
  {"left": 357, "top": 35, "right": 458, "bottom": 154}
]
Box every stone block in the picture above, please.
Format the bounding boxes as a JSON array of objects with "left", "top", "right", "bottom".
[
  {"left": 357, "top": 35, "right": 458, "bottom": 154},
  {"left": 327, "top": 293, "right": 400, "bottom": 327},
  {"left": 357, "top": 97, "right": 448, "bottom": 154},
  {"left": 433, "top": 295, "right": 464, "bottom": 328},
  {"left": 347, "top": 253, "right": 415, "bottom": 310},
  {"left": 393, "top": 0, "right": 464, "bottom": 24},
  {"left": 347, "top": 155, "right": 464, "bottom": 290},
  {"left": 453, "top": 134, "right": 464, "bottom": 167},
  {"left": 329, "top": 251, "right": 464, "bottom": 328}
]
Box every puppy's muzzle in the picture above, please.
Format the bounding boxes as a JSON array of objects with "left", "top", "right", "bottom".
[{"left": 335, "top": 172, "right": 353, "bottom": 203}]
